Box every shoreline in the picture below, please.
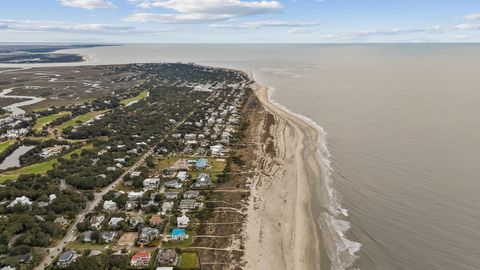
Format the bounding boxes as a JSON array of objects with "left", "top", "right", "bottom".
[
  {"left": 243, "top": 71, "right": 361, "bottom": 270},
  {"left": 243, "top": 74, "right": 326, "bottom": 270}
]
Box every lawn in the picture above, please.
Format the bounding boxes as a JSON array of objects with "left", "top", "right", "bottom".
[
  {"left": 178, "top": 252, "right": 200, "bottom": 269},
  {"left": 0, "top": 140, "right": 16, "bottom": 154},
  {"left": 56, "top": 110, "right": 109, "bottom": 131},
  {"left": 120, "top": 91, "right": 149, "bottom": 106},
  {"left": 33, "top": 111, "right": 71, "bottom": 132},
  {"left": 0, "top": 144, "right": 93, "bottom": 183},
  {"left": 191, "top": 157, "right": 226, "bottom": 181}
]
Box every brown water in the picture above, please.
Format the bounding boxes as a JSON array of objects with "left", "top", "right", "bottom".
[{"left": 4, "top": 44, "right": 480, "bottom": 270}]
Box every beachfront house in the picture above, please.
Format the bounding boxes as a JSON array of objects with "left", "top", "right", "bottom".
[
  {"left": 193, "top": 173, "right": 212, "bottom": 189},
  {"left": 177, "top": 214, "right": 190, "bottom": 228}
]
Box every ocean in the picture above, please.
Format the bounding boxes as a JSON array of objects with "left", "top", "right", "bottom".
[{"left": 4, "top": 44, "right": 480, "bottom": 270}]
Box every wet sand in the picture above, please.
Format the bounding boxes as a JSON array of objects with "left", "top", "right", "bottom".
[{"left": 244, "top": 77, "right": 327, "bottom": 270}]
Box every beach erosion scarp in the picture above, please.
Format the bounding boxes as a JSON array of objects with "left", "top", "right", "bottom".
[{"left": 243, "top": 72, "right": 361, "bottom": 270}]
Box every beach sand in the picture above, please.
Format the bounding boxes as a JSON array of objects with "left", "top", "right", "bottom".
[{"left": 243, "top": 77, "right": 326, "bottom": 270}]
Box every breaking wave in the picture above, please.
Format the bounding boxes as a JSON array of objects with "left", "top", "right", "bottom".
[{"left": 259, "top": 76, "right": 362, "bottom": 270}]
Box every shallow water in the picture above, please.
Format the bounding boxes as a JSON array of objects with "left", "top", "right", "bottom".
[
  {"left": 3, "top": 44, "right": 480, "bottom": 270},
  {"left": 0, "top": 145, "right": 34, "bottom": 170}
]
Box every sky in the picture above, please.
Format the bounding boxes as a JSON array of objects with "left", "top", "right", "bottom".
[{"left": 1, "top": 0, "right": 480, "bottom": 43}]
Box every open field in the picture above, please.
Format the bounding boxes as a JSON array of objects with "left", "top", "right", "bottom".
[
  {"left": 0, "top": 144, "right": 93, "bottom": 182},
  {"left": 120, "top": 90, "right": 148, "bottom": 106},
  {"left": 0, "top": 140, "right": 16, "bottom": 154},
  {"left": 56, "top": 110, "right": 109, "bottom": 131},
  {"left": 33, "top": 111, "right": 71, "bottom": 132},
  {"left": 179, "top": 252, "right": 200, "bottom": 269}
]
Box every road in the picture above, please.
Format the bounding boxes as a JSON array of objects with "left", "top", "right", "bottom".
[{"left": 35, "top": 147, "right": 155, "bottom": 270}]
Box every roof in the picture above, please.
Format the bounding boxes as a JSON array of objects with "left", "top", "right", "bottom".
[
  {"left": 156, "top": 268, "right": 174, "bottom": 270},
  {"left": 172, "top": 228, "right": 185, "bottom": 237},
  {"left": 132, "top": 251, "right": 150, "bottom": 260},
  {"left": 59, "top": 250, "right": 75, "bottom": 262}
]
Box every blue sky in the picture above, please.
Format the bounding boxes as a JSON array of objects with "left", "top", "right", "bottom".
[{"left": 1, "top": 0, "right": 480, "bottom": 43}]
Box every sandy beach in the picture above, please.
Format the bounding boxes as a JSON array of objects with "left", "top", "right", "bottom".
[{"left": 243, "top": 76, "right": 326, "bottom": 270}]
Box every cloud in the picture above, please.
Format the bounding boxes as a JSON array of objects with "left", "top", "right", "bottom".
[
  {"left": 464, "top": 13, "right": 480, "bottom": 20},
  {"left": 210, "top": 20, "right": 320, "bottom": 30},
  {"left": 126, "top": 0, "right": 282, "bottom": 23},
  {"left": 0, "top": 19, "right": 171, "bottom": 34},
  {"left": 58, "top": 0, "right": 116, "bottom": 10}
]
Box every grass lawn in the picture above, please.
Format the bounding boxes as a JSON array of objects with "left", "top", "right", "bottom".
[
  {"left": 120, "top": 91, "right": 148, "bottom": 106},
  {"left": 33, "top": 111, "right": 71, "bottom": 132},
  {"left": 56, "top": 110, "right": 109, "bottom": 131},
  {"left": 157, "top": 156, "right": 182, "bottom": 169},
  {"left": 0, "top": 140, "right": 16, "bottom": 154},
  {"left": 178, "top": 252, "right": 200, "bottom": 269},
  {"left": 191, "top": 157, "right": 226, "bottom": 181},
  {"left": 0, "top": 144, "right": 93, "bottom": 183}
]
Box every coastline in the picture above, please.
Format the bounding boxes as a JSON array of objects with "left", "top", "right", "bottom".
[{"left": 243, "top": 74, "right": 326, "bottom": 270}]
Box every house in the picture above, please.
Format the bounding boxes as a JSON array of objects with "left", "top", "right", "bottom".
[
  {"left": 183, "top": 190, "right": 200, "bottom": 199},
  {"left": 161, "top": 201, "right": 174, "bottom": 215},
  {"left": 1, "top": 266, "right": 16, "bottom": 270},
  {"left": 83, "top": 231, "right": 93, "bottom": 242},
  {"left": 156, "top": 249, "right": 178, "bottom": 266},
  {"left": 164, "top": 180, "right": 182, "bottom": 189},
  {"left": 210, "top": 144, "right": 224, "bottom": 156},
  {"left": 101, "top": 231, "right": 117, "bottom": 243},
  {"left": 156, "top": 267, "right": 174, "bottom": 270},
  {"left": 176, "top": 171, "right": 188, "bottom": 181},
  {"left": 103, "top": 200, "right": 117, "bottom": 211},
  {"left": 54, "top": 216, "right": 68, "bottom": 226},
  {"left": 195, "top": 158, "right": 208, "bottom": 169},
  {"left": 57, "top": 250, "right": 76, "bottom": 267},
  {"left": 129, "top": 216, "right": 144, "bottom": 227},
  {"left": 125, "top": 201, "right": 137, "bottom": 211},
  {"left": 177, "top": 214, "right": 190, "bottom": 228},
  {"left": 114, "top": 157, "right": 126, "bottom": 163},
  {"left": 130, "top": 171, "right": 141, "bottom": 177},
  {"left": 91, "top": 215, "right": 105, "bottom": 230},
  {"left": 128, "top": 191, "right": 144, "bottom": 201},
  {"left": 171, "top": 228, "right": 187, "bottom": 241},
  {"left": 179, "top": 199, "right": 198, "bottom": 210},
  {"left": 108, "top": 217, "right": 124, "bottom": 228},
  {"left": 8, "top": 196, "right": 32, "bottom": 208},
  {"left": 193, "top": 173, "right": 212, "bottom": 189},
  {"left": 139, "top": 227, "right": 160, "bottom": 243},
  {"left": 130, "top": 251, "right": 151, "bottom": 266},
  {"left": 149, "top": 215, "right": 163, "bottom": 226},
  {"left": 106, "top": 166, "right": 117, "bottom": 171},
  {"left": 164, "top": 192, "right": 178, "bottom": 201},
  {"left": 143, "top": 178, "right": 160, "bottom": 189}
]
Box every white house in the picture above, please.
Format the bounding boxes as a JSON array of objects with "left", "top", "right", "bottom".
[
  {"left": 143, "top": 178, "right": 160, "bottom": 189},
  {"left": 103, "top": 200, "right": 117, "bottom": 211},
  {"left": 176, "top": 171, "right": 188, "bottom": 182},
  {"left": 177, "top": 214, "right": 190, "bottom": 228},
  {"left": 8, "top": 196, "right": 32, "bottom": 208},
  {"left": 210, "top": 144, "right": 224, "bottom": 156},
  {"left": 128, "top": 191, "right": 144, "bottom": 201}
]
